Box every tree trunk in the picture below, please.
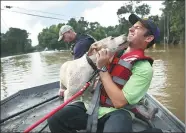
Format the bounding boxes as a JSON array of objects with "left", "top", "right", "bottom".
[
  {"left": 164, "top": 15, "right": 166, "bottom": 49},
  {"left": 166, "top": 13, "right": 169, "bottom": 44},
  {"left": 179, "top": 33, "right": 184, "bottom": 44},
  {"left": 171, "top": 36, "right": 175, "bottom": 45}
]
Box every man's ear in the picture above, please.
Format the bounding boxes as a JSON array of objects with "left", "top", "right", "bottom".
[{"left": 145, "top": 35, "right": 154, "bottom": 43}]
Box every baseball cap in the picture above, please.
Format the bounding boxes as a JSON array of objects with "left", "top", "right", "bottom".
[
  {"left": 128, "top": 14, "right": 160, "bottom": 43},
  {"left": 58, "top": 25, "right": 73, "bottom": 41}
]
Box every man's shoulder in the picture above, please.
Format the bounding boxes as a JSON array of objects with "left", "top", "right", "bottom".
[
  {"left": 75, "top": 34, "right": 95, "bottom": 48},
  {"left": 133, "top": 60, "right": 152, "bottom": 68},
  {"left": 76, "top": 33, "right": 95, "bottom": 42},
  {"left": 73, "top": 34, "right": 95, "bottom": 58},
  {"left": 132, "top": 60, "right": 153, "bottom": 78}
]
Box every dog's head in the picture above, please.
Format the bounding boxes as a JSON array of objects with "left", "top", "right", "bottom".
[{"left": 87, "top": 34, "right": 128, "bottom": 56}]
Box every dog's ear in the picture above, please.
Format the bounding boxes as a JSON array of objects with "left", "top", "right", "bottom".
[{"left": 87, "top": 43, "right": 98, "bottom": 56}]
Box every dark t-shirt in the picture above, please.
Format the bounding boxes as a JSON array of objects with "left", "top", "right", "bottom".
[{"left": 73, "top": 34, "right": 95, "bottom": 59}]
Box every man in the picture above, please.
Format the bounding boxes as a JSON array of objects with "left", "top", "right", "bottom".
[
  {"left": 58, "top": 24, "right": 96, "bottom": 59},
  {"left": 48, "top": 14, "right": 162, "bottom": 132}
]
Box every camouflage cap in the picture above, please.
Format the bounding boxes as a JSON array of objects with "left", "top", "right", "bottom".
[{"left": 58, "top": 25, "right": 73, "bottom": 41}]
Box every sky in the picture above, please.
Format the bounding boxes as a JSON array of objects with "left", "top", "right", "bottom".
[{"left": 1, "top": 1, "right": 164, "bottom": 46}]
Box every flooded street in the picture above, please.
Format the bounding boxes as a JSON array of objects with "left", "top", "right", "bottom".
[{"left": 1, "top": 45, "right": 185, "bottom": 122}]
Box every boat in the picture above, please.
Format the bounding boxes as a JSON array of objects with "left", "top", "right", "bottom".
[{"left": 0, "top": 81, "right": 185, "bottom": 132}]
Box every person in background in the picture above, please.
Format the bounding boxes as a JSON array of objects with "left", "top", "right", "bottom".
[{"left": 58, "top": 25, "right": 96, "bottom": 59}]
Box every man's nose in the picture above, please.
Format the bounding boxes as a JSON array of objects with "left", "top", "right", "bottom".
[{"left": 129, "top": 27, "right": 135, "bottom": 32}]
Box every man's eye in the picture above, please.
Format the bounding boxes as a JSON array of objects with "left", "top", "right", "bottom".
[{"left": 136, "top": 26, "right": 140, "bottom": 29}]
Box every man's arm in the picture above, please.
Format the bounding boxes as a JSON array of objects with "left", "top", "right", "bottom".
[
  {"left": 96, "top": 48, "right": 127, "bottom": 108},
  {"left": 99, "top": 71, "right": 128, "bottom": 108},
  {"left": 96, "top": 49, "right": 153, "bottom": 108},
  {"left": 99, "top": 61, "right": 153, "bottom": 108},
  {"left": 121, "top": 61, "right": 153, "bottom": 105}
]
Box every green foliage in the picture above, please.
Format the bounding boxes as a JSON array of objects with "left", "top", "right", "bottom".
[
  {"left": 135, "top": 4, "right": 150, "bottom": 18},
  {"left": 160, "top": 0, "right": 185, "bottom": 44},
  {"left": 1, "top": 28, "right": 33, "bottom": 57}
]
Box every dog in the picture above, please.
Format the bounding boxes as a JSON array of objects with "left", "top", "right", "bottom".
[{"left": 59, "top": 34, "right": 128, "bottom": 102}]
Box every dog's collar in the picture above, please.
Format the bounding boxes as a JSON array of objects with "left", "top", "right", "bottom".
[{"left": 86, "top": 54, "right": 97, "bottom": 71}]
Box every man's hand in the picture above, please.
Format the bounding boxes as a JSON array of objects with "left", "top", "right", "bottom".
[
  {"left": 95, "top": 48, "right": 127, "bottom": 108},
  {"left": 96, "top": 48, "right": 112, "bottom": 69}
]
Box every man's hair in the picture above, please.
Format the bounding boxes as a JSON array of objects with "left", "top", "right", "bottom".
[{"left": 144, "top": 29, "right": 155, "bottom": 49}]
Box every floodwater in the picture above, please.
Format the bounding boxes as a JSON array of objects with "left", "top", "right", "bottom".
[{"left": 1, "top": 45, "right": 185, "bottom": 122}]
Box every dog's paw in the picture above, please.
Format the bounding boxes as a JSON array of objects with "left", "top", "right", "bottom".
[{"left": 58, "top": 88, "right": 65, "bottom": 98}]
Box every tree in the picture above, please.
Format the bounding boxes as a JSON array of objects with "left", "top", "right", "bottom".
[
  {"left": 1, "top": 28, "right": 32, "bottom": 57},
  {"left": 117, "top": 1, "right": 150, "bottom": 19},
  {"left": 77, "top": 17, "right": 89, "bottom": 33},
  {"left": 67, "top": 18, "right": 78, "bottom": 31},
  {"left": 116, "top": 1, "right": 151, "bottom": 37},
  {"left": 135, "top": 4, "right": 150, "bottom": 18},
  {"left": 160, "top": 0, "right": 185, "bottom": 45}
]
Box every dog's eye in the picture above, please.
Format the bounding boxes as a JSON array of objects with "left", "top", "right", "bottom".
[
  {"left": 93, "top": 43, "right": 98, "bottom": 47},
  {"left": 119, "top": 43, "right": 124, "bottom": 46},
  {"left": 111, "top": 37, "right": 114, "bottom": 40}
]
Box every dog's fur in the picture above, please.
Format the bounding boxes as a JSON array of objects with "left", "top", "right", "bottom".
[{"left": 60, "top": 34, "right": 128, "bottom": 102}]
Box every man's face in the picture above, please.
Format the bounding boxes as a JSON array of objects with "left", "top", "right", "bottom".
[
  {"left": 62, "top": 31, "right": 73, "bottom": 43},
  {"left": 127, "top": 21, "right": 148, "bottom": 47}
]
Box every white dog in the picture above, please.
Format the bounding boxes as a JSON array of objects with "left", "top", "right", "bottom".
[{"left": 59, "top": 34, "right": 128, "bottom": 102}]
